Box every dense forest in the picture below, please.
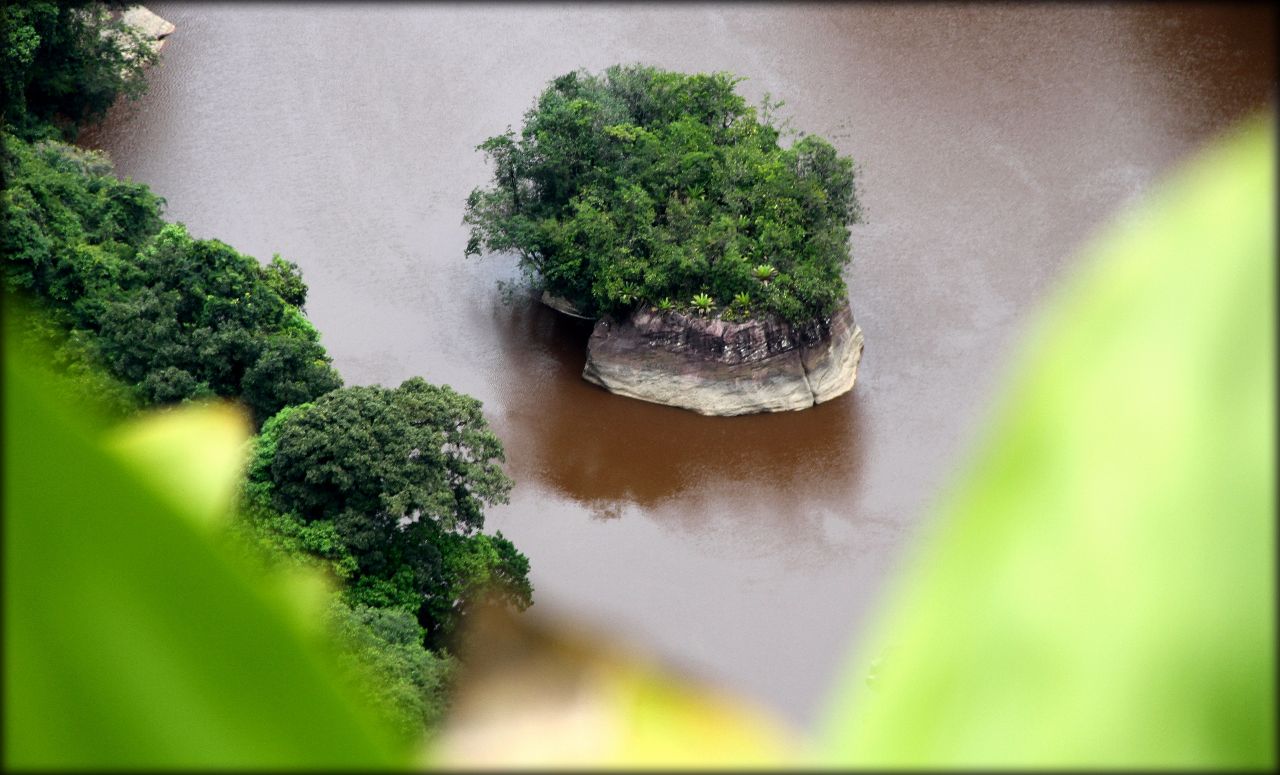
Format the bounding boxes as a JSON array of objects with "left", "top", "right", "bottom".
[
  {"left": 465, "top": 64, "right": 862, "bottom": 323},
  {"left": 1, "top": 0, "right": 530, "bottom": 743}
]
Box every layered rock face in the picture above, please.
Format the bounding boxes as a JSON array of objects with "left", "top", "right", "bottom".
[{"left": 581, "top": 303, "right": 864, "bottom": 416}]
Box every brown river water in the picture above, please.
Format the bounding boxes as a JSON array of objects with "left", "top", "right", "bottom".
[{"left": 81, "top": 3, "right": 1275, "bottom": 731}]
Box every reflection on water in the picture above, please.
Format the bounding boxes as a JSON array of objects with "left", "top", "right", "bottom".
[{"left": 489, "top": 295, "right": 864, "bottom": 522}]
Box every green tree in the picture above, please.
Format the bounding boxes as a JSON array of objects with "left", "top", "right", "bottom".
[
  {"left": 1, "top": 135, "right": 167, "bottom": 416},
  {"left": 464, "top": 64, "right": 861, "bottom": 323},
  {"left": 2, "top": 3, "right": 535, "bottom": 748},
  {"left": 90, "top": 224, "right": 342, "bottom": 424},
  {"left": 261, "top": 253, "right": 308, "bottom": 309},
  {"left": 247, "top": 378, "right": 530, "bottom": 646},
  {"left": 3, "top": 137, "right": 340, "bottom": 425},
  {"left": 1, "top": 135, "right": 163, "bottom": 313},
  {"left": 227, "top": 495, "right": 460, "bottom": 747},
  {"left": 325, "top": 600, "right": 458, "bottom": 745}
]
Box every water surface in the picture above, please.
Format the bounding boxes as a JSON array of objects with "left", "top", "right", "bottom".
[{"left": 82, "top": 2, "right": 1275, "bottom": 730}]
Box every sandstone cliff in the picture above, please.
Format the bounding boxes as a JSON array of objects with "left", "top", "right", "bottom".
[{"left": 580, "top": 303, "right": 864, "bottom": 416}]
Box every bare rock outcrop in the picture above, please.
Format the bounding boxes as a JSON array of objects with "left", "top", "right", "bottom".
[
  {"left": 540, "top": 291, "right": 596, "bottom": 320},
  {"left": 121, "top": 6, "right": 175, "bottom": 47},
  {"left": 102, "top": 6, "right": 174, "bottom": 62},
  {"left": 581, "top": 303, "right": 864, "bottom": 416}
]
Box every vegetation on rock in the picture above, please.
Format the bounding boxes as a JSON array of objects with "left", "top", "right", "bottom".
[{"left": 465, "top": 64, "right": 861, "bottom": 324}]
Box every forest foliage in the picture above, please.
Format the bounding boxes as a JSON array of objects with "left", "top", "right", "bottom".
[
  {"left": 1, "top": 0, "right": 531, "bottom": 746},
  {"left": 243, "top": 379, "right": 531, "bottom": 648},
  {"left": 2, "top": 135, "right": 342, "bottom": 425},
  {"left": 465, "top": 64, "right": 861, "bottom": 323},
  {"left": 1, "top": 0, "right": 155, "bottom": 141}
]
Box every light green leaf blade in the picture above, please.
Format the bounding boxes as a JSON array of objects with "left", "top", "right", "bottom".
[
  {"left": 106, "top": 401, "right": 253, "bottom": 529},
  {"left": 821, "top": 116, "right": 1275, "bottom": 767}
]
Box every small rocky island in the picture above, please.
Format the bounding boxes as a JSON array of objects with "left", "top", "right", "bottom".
[
  {"left": 467, "top": 65, "right": 866, "bottom": 415},
  {"left": 583, "top": 303, "right": 862, "bottom": 416}
]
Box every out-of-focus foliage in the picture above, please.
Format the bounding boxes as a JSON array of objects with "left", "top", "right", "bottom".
[
  {"left": 244, "top": 380, "right": 532, "bottom": 649},
  {"left": 465, "top": 64, "right": 860, "bottom": 323},
  {"left": 2, "top": 104, "right": 522, "bottom": 750},
  {"left": 2, "top": 328, "right": 404, "bottom": 768},
  {"left": 227, "top": 498, "right": 466, "bottom": 748},
  {"left": 107, "top": 395, "right": 256, "bottom": 529},
  {"left": 0, "top": 0, "right": 155, "bottom": 141},
  {"left": 820, "top": 116, "right": 1275, "bottom": 767},
  {"left": 427, "top": 604, "right": 804, "bottom": 769},
  {"left": 1, "top": 135, "right": 342, "bottom": 425},
  {"left": 437, "top": 111, "right": 1280, "bottom": 771},
  {"left": 326, "top": 599, "right": 458, "bottom": 745},
  {"left": 3, "top": 292, "right": 139, "bottom": 420}
]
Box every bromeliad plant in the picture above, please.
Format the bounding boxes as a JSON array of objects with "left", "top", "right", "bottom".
[
  {"left": 751, "top": 264, "right": 778, "bottom": 284},
  {"left": 691, "top": 293, "right": 715, "bottom": 316}
]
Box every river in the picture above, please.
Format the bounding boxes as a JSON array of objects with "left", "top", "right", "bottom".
[{"left": 80, "top": 2, "right": 1275, "bottom": 731}]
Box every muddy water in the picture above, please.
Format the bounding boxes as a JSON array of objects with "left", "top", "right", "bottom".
[{"left": 82, "top": 3, "right": 1275, "bottom": 730}]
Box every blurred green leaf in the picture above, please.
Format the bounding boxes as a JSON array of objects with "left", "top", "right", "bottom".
[
  {"left": 2, "top": 331, "right": 404, "bottom": 768},
  {"left": 106, "top": 402, "right": 253, "bottom": 529},
  {"left": 820, "top": 117, "right": 1275, "bottom": 767}
]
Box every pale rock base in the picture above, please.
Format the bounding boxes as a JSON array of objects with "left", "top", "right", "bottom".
[{"left": 581, "top": 302, "right": 864, "bottom": 416}]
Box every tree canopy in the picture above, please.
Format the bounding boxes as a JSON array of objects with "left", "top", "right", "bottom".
[
  {"left": 2, "top": 136, "right": 342, "bottom": 424},
  {"left": 2, "top": 84, "right": 530, "bottom": 742},
  {"left": 245, "top": 380, "right": 531, "bottom": 648},
  {"left": 465, "top": 64, "right": 861, "bottom": 324},
  {"left": 93, "top": 223, "right": 343, "bottom": 423}
]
